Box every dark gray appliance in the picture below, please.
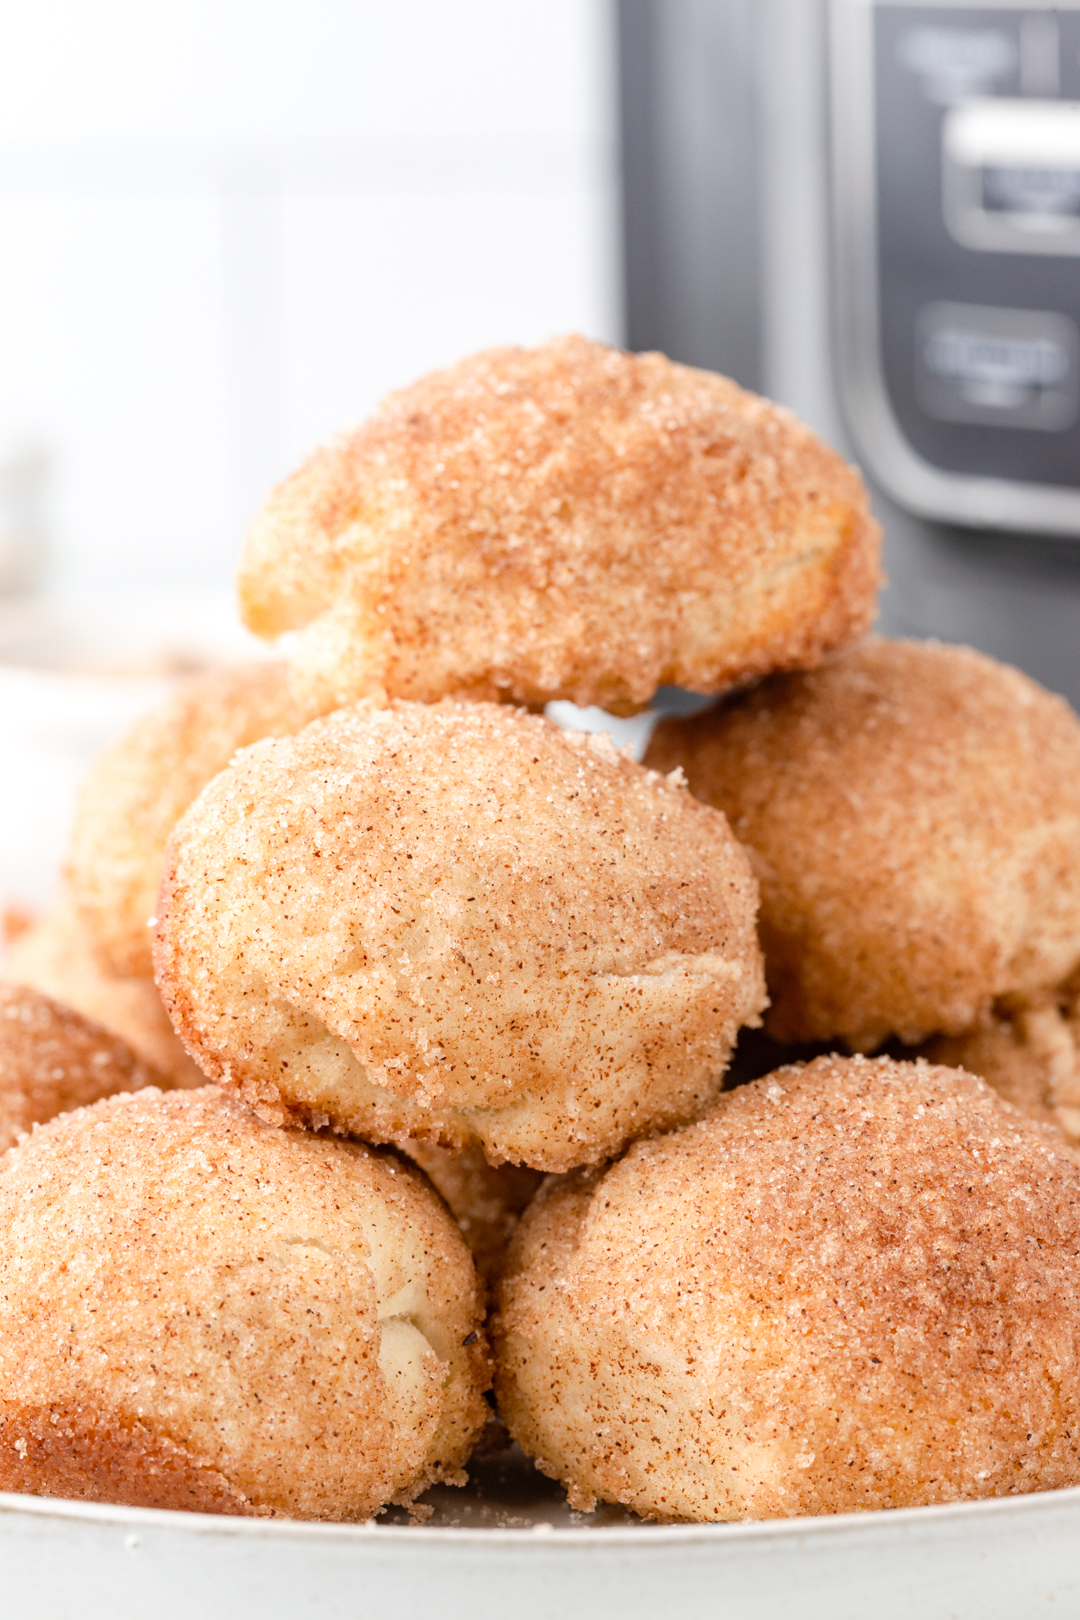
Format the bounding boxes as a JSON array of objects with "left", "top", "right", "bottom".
[
  {"left": 833, "top": 1, "right": 1080, "bottom": 533},
  {"left": 618, "top": 0, "right": 1080, "bottom": 706}
]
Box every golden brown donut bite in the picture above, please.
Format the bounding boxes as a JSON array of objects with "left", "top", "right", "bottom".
[
  {"left": 0, "top": 1087, "right": 489, "bottom": 1519},
  {"left": 0, "top": 982, "right": 167, "bottom": 1152},
  {"left": 401, "top": 1143, "right": 543, "bottom": 1284},
  {"left": 154, "top": 699, "right": 766, "bottom": 1171},
  {"left": 66, "top": 661, "right": 323, "bottom": 980},
  {"left": 239, "top": 335, "right": 881, "bottom": 714},
  {"left": 645, "top": 638, "right": 1080, "bottom": 1050},
  {"left": 4, "top": 890, "right": 202, "bottom": 1087},
  {"left": 494, "top": 1055, "right": 1080, "bottom": 1522},
  {"left": 921, "top": 973, "right": 1080, "bottom": 1146}
]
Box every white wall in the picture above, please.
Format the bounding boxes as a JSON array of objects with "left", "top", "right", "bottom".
[{"left": 0, "top": 1, "right": 619, "bottom": 596}]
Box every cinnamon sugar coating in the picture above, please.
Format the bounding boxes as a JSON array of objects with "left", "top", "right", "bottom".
[
  {"left": 645, "top": 638, "right": 1080, "bottom": 1048},
  {"left": 239, "top": 335, "right": 881, "bottom": 714},
  {"left": 0, "top": 983, "right": 167, "bottom": 1152},
  {"left": 0, "top": 1088, "right": 489, "bottom": 1519},
  {"left": 67, "top": 662, "right": 324, "bottom": 979},
  {"left": 922, "top": 971, "right": 1080, "bottom": 1146},
  {"left": 402, "top": 1142, "right": 543, "bottom": 1284},
  {"left": 5, "top": 890, "right": 202, "bottom": 1087},
  {"left": 154, "top": 699, "right": 765, "bottom": 1171},
  {"left": 494, "top": 1055, "right": 1080, "bottom": 1522}
]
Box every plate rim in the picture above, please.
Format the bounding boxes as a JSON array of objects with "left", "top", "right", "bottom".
[{"left": 5, "top": 1478, "right": 1080, "bottom": 1547}]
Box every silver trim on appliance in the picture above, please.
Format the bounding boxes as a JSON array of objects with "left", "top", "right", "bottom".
[
  {"left": 830, "top": 0, "right": 1080, "bottom": 536},
  {"left": 943, "top": 98, "right": 1080, "bottom": 255}
]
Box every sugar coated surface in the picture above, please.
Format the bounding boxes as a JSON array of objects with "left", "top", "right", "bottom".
[
  {"left": 68, "top": 662, "right": 324, "bottom": 979},
  {"left": 0, "top": 1087, "right": 489, "bottom": 1518},
  {"left": 646, "top": 638, "right": 1080, "bottom": 1047},
  {"left": 495, "top": 1055, "right": 1080, "bottom": 1521},
  {"left": 239, "top": 335, "right": 881, "bottom": 712},
  {"left": 6, "top": 889, "right": 203, "bottom": 1086},
  {"left": 923, "top": 972, "right": 1080, "bottom": 1145},
  {"left": 155, "top": 699, "right": 765, "bottom": 1170},
  {"left": 0, "top": 982, "right": 165, "bottom": 1151}
]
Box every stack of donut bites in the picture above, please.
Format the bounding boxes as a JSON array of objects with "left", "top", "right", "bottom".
[{"left": 4, "top": 334, "right": 1080, "bottom": 1524}]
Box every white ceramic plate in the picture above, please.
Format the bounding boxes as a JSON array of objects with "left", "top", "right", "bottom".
[{"left": 4, "top": 1468, "right": 1080, "bottom": 1620}]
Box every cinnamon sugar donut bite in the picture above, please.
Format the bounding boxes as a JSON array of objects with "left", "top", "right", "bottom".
[
  {"left": 494, "top": 1055, "right": 1080, "bottom": 1522},
  {"left": 67, "top": 661, "right": 323, "bottom": 980},
  {"left": 402, "top": 1143, "right": 543, "bottom": 1284},
  {"left": 5, "top": 890, "right": 202, "bottom": 1087},
  {"left": 645, "top": 638, "right": 1080, "bottom": 1050},
  {"left": 0, "top": 983, "right": 167, "bottom": 1152},
  {"left": 239, "top": 335, "right": 881, "bottom": 714},
  {"left": 921, "top": 973, "right": 1080, "bottom": 1146},
  {"left": 154, "top": 699, "right": 766, "bottom": 1171},
  {"left": 0, "top": 1087, "right": 489, "bottom": 1519}
]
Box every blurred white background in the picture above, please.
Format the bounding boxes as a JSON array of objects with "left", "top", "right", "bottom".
[
  {"left": 0, "top": 0, "right": 619, "bottom": 599},
  {"left": 0, "top": 0, "right": 620, "bottom": 913}
]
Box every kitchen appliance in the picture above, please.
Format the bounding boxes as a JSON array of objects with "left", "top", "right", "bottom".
[
  {"left": 618, "top": 0, "right": 1080, "bottom": 705},
  {"left": 833, "top": 0, "right": 1080, "bottom": 533}
]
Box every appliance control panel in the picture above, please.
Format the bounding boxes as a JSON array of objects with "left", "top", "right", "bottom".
[{"left": 832, "top": 2, "right": 1080, "bottom": 534}]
